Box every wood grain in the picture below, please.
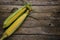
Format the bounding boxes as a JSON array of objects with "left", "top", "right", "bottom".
[
  {"left": 0, "top": 0, "right": 60, "bottom": 5},
  {"left": 6, "top": 35, "right": 60, "bottom": 40},
  {"left": 12, "top": 27, "right": 60, "bottom": 35},
  {"left": 0, "top": 0, "right": 60, "bottom": 40},
  {"left": 0, "top": 5, "right": 60, "bottom": 13},
  {"left": 0, "top": 12, "right": 58, "bottom": 27},
  {"left": 0, "top": 12, "right": 60, "bottom": 28}
]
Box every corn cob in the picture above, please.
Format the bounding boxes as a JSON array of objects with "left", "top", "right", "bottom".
[
  {"left": 3, "top": 3, "right": 32, "bottom": 29},
  {"left": 3, "top": 5, "right": 26, "bottom": 28},
  {"left": 0, "top": 10, "right": 30, "bottom": 40}
]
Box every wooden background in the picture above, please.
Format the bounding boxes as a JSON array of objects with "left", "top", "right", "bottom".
[{"left": 0, "top": 0, "right": 60, "bottom": 40}]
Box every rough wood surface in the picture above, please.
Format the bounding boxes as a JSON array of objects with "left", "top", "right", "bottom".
[
  {"left": 0, "top": 11, "right": 60, "bottom": 36},
  {"left": 6, "top": 35, "right": 60, "bottom": 40},
  {"left": 0, "top": 5, "right": 60, "bottom": 13},
  {"left": 12, "top": 27, "right": 60, "bottom": 35},
  {"left": 0, "top": 12, "right": 60, "bottom": 28},
  {"left": 0, "top": 0, "right": 60, "bottom": 5},
  {"left": 0, "top": 0, "right": 60, "bottom": 40}
]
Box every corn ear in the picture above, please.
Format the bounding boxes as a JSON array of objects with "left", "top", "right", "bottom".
[
  {"left": 0, "top": 10, "right": 29, "bottom": 40},
  {"left": 3, "top": 6, "right": 26, "bottom": 28}
]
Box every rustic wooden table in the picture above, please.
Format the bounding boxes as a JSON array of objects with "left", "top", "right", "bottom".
[{"left": 0, "top": 0, "right": 60, "bottom": 40}]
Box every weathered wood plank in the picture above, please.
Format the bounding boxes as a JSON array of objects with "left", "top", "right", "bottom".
[
  {"left": 0, "top": 12, "right": 52, "bottom": 19},
  {"left": 12, "top": 27, "right": 60, "bottom": 35},
  {"left": 0, "top": 12, "right": 60, "bottom": 20},
  {"left": 6, "top": 35, "right": 60, "bottom": 40},
  {"left": 22, "top": 18, "right": 51, "bottom": 27},
  {"left": 0, "top": 15, "right": 51, "bottom": 28},
  {"left": 30, "top": 12, "right": 52, "bottom": 20},
  {"left": 1, "top": 12, "right": 60, "bottom": 20},
  {"left": 0, "top": 12, "right": 60, "bottom": 27},
  {"left": 51, "top": 19, "right": 60, "bottom": 27},
  {"left": 0, "top": 0, "right": 60, "bottom": 5},
  {"left": 0, "top": 5, "right": 60, "bottom": 13},
  {"left": 0, "top": 12, "right": 55, "bottom": 28},
  {"left": 0, "top": 12, "right": 53, "bottom": 20}
]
